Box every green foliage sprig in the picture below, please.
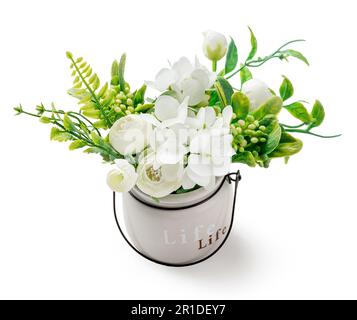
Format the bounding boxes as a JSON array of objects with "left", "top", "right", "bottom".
[
  {"left": 14, "top": 52, "right": 154, "bottom": 163},
  {"left": 209, "top": 27, "right": 340, "bottom": 168}
]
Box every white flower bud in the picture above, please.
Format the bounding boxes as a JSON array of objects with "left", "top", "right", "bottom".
[
  {"left": 202, "top": 30, "right": 227, "bottom": 61},
  {"left": 107, "top": 159, "right": 138, "bottom": 193},
  {"left": 241, "top": 79, "right": 274, "bottom": 111}
]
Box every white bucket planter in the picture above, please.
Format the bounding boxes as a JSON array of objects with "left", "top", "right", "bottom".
[{"left": 113, "top": 171, "right": 241, "bottom": 266}]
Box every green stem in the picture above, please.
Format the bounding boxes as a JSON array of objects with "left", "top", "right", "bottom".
[
  {"left": 17, "top": 109, "right": 120, "bottom": 159},
  {"left": 43, "top": 108, "right": 101, "bottom": 136},
  {"left": 281, "top": 123, "right": 306, "bottom": 129},
  {"left": 285, "top": 129, "right": 342, "bottom": 139},
  {"left": 69, "top": 56, "right": 112, "bottom": 127},
  {"left": 212, "top": 60, "right": 217, "bottom": 72},
  {"left": 226, "top": 39, "right": 306, "bottom": 80}
]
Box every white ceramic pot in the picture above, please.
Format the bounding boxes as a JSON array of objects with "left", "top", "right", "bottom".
[{"left": 114, "top": 173, "right": 240, "bottom": 266}]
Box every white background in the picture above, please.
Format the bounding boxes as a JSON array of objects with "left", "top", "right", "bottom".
[{"left": 0, "top": 0, "right": 356, "bottom": 300}]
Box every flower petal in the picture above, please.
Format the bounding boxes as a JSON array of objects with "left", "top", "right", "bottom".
[
  {"left": 154, "top": 95, "right": 180, "bottom": 121},
  {"left": 182, "top": 169, "right": 196, "bottom": 190},
  {"left": 186, "top": 165, "right": 211, "bottom": 187},
  {"left": 181, "top": 78, "right": 206, "bottom": 106},
  {"left": 222, "top": 105, "right": 233, "bottom": 127},
  {"left": 172, "top": 57, "right": 194, "bottom": 82},
  {"left": 205, "top": 107, "right": 216, "bottom": 128},
  {"left": 154, "top": 68, "right": 176, "bottom": 91},
  {"left": 188, "top": 154, "right": 213, "bottom": 177}
]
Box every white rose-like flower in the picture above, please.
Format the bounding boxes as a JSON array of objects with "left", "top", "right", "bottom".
[
  {"left": 241, "top": 79, "right": 274, "bottom": 111},
  {"left": 202, "top": 30, "right": 227, "bottom": 61},
  {"left": 136, "top": 153, "right": 184, "bottom": 198},
  {"left": 146, "top": 57, "right": 216, "bottom": 106},
  {"left": 109, "top": 115, "right": 152, "bottom": 156},
  {"left": 107, "top": 159, "right": 138, "bottom": 193}
]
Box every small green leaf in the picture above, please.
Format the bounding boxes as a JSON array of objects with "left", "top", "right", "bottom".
[
  {"left": 39, "top": 116, "right": 51, "bottom": 124},
  {"left": 90, "top": 131, "right": 103, "bottom": 145},
  {"left": 231, "top": 92, "right": 250, "bottom": 119},
  {"left": 247, "top": 27, "right": 257, "bottom": 61},
  {"left": 133, "top": 84, "right": 147, "bottom": 105},
  {"left": 232, "top": 151, "right": 256, "bottom": 167},
  {"left": 82, "top": 109, "right": 100, "bottom": 119},
  {"left": 284, "top": 102, "right": 311, "bottom": 123},
  {"left": 63, "top": 114, "right": 76, "bottom": 131},
  {"left": 119, "top": 53, "right": 126, "bottom": 91},
  {"left": 225, "top": 38, "right": 238, "bottom": 74},
  {"left": 263, "top": 121, "right": 282, "bottom": 154},
  {"left": 209, "top": 90, "right": 220, "bottom": 106},
  {"left": 251, "top": 96, "right": 283, "bottom": 120},
  {"left": 279, "top": 76, "right": 294, "bottom": 101},
  {"left": 280, "top": 49, "right": 309, "bottom": 66},
  {"left": 134, "top": 103, "right": 154, "bottom": 113},
  {"left": 269, "top": 133, "right": 303, "bottom": 158},
  {"left": 50, "top": 127, "right": 72, "bottom": 142},
  {"left": 66, "top": 51, "right": 73, "bottom": 59},
  {"left": 69, "top": 140, "right": 86, "bottom": 150},
  {"left": 214, "top": 76, "right": 234, "bottom": 107},
  {"left": 240, "top": 65, "right": 252, "bottom": 86},
  {"left": 84, "top": 147, "right": 114, "bottom": 162},
  {"left": 111, "top": 60, "right": 119, "bottom": 85},
  {"left": 310, "top": 100, "right": 325, "bottom": 128},
  {"left": 93, "top": 120, "right": 107, "bottom": 129},
  {"left": 98, "top": 83, "right": 108, "bottom": 98}
]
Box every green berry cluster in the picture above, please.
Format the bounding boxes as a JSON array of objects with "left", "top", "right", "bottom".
[
  {"left": 231, "top": 114, "right": 271, "bottom": 167},
  {"left": 112, "top": 85, "right": 135, "bottom": 116}
]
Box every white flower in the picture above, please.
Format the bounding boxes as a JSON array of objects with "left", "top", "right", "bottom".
[
  {"left": 182, "top": 106, "right": 235, "bottom": 189},
  {"left": 241, "top": 79, "right": 274, "bottom": 111},
  {"left": 202, "top": 30, "right": 227, "bottom": 61},
  {"left": 136, "top": 152, "right": 184, "bottom": 198},
  {"left": 109, "top": 114, "right": 152, "bottom": 156},
  {"left": 107, "top": 159, "right": 138, "bottom": 193},
  {"left": 147, "top": 57, "right": 216, "bottom": 106},
  {"left": 140, "top": 96, "right": 190, "bottom": 166},
  {"left": 142, "top": 95, "right": 189, "bottom": 128}
]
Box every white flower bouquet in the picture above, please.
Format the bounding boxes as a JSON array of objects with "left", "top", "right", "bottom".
[{"left": 15, "top": 29, "right": 340, "bottom": 199}]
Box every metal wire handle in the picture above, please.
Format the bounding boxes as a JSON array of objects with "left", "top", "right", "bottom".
[{"left": 113, "top": 170, "right": 241, "bottom": 268}]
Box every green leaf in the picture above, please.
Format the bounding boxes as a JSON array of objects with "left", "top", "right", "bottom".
[
  {"left": 247, "top": 27, "right": 257, "bottom": 61},
  {"left": 263, "top": 121, "right": 282, "bottom": 154},
  {"left": 98, "top": 83, "right": 108, "bottom": 98},
  {"left": 225, "top": 38, "right": 238, "bottom": 74},
  {"left": 284, "top": 102, "right": 311, "bottom": 123},
  {"left": 214, "top": 76, "right": 234, "bottom": 107},
  {"left": 310, "top": 100, "right": 325, "bottom": 128},
  {"left": 93, "top": 120, "right": 108, "bottom": 129},
  {"left": 280, "top": 49, "right": 309, "bottom": 66},
  {"left": 90, "top": 131, "right": 103, "bottom": 145},
  {"left": 82, "top": 109, "right": 100, "bottom": 119},
  {"left": 63, "top": 114, "right": 76, "bottom": 131},
  {"left": 231, "top": 92, "right": 250, "bottom": 119},
  {"left": 69, "top": 140, "right": 86, "bottom": 150},
  {"left": 209, "top": 90, "right": 220, "bottom": 106},
  {"left": 119, "top": 53, "right": 126, "bottom": 91},
  {"left": 269, "top": 133, "right": 303, "bottom": 158},
  {"left": 279, "top": 76, "right": 294, "bottom": 101},
  {"left": 133, "top": 84, "right": 147, "bottom": 105},
  {"left": 134, "top": 103, "right": 154, "bottom": 113},
  {"left": 111, "top": 60, "right": 119, "bottom": 85},
  {"left": 232, "top": 151, "right": 256, "bottom": 167},
  {"left": 240, "top": 65, "right": 252, "bottom": 86},
  {"left": 251, "top": 96, "right": 283, "bottom": 120},
  {"left": 50, "top": 127, "right": 72, "bottom": 142},
  {"left": 84, "top": 147, "right": 114, "bottom": 163},
  {"left": 259, "top": 114, "right": 277, "bottom": 127}
]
